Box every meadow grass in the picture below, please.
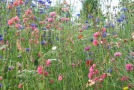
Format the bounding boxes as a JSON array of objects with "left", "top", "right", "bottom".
[{"left": 0, "top": 0, "right": 134, "bottom": 90}]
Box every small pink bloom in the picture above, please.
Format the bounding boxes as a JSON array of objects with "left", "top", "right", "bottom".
[
  {"left": 49, "top": 12, "right": 56, "bottom": 17},
  {"left": 8, "top": 19, "right": 14, "bottom": 26},
  {"left": 44, "top": 71, "right": 49, "bottom": 76},
  {"left": 126, "top": 64, "right": 133, "bottom": 71},
  {"left": 93, "top": 40, "right": 99, "bottom": 46},
  {"left": 92, "top": 64, "right": 96, "bottom": 68},
  {"left": 18, "top": 84, "right": 23, "bottom": 89},
  {"left": 37, "top": 66, "right": 43, "bottom": 75},
  {"left": 0, "top": 76, "right": 2, "bottom": 81},
  {"left": 82, "top": 25, "right": 87, "bottom": 30},
  {"left": 48, "top": 18, "right": 53, "bottom": 22},
  {"left": 89, "top": 67, "right": 94, "bottom": 72},
  {"left": 114, "top": 52, "right": 122, "bottom": 57},
  {"left": 121, "top": 76, "right": 129, "bottom": 81},
  {"left": 72, "top": 63, "right": 75, "bottom": 68},
  {"left": 18, "top": 0, "right": 24, "bottom": 5},
  {"left": 13, "top": 1, "right": 19, "bottom": 6},
  {"left": 58, "top": 75, "right": 63, "bottom": 81},
  {"left": 23, "top": 18, "right": 29, "bottom": 22},
  {"left": 98, "top": 78, "right": 104, "bottom": 82},
  {"left": 14, "top": 16, "right": 20, "bottom": 22},
  {"left": 94, "top": 70, "right": 99, "bottom": 74},
  {"left": 88, "top": 73, "right": 93, "bottom": 79},
  {"left": 84, "top": 46, "right": 91, "bottom": 51},
  {"left": 46, "top": 59, "right": 51, "bottom": 66},
  {"left": 62, "top": 8, "right": 69, "bottom": 12},
  {"left": 15, "top": 24, "right": 21, "bottom": 29},
  {"left": 100, "top": 73, "right": 107, "bottom": 79},
  {"left": 60, "top": 17, "right": 69, "bottom": 22},
  {"left": 93, "top": 32, "right": 100, "bottom": 38},
  {"left": 102, "top": 27, "right": 106, "bottom": 32},
  {"left": 25, "top": 9, "right": 32, "bottom": 16}
]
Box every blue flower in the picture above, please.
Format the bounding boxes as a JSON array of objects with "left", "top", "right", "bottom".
[
  {"left": 47, "top": 0, "right": 52, "bottom": 4},
  {"left": 117, "top": 18, "right": 123, "bottom": 23},
  {"left": 0, "top": 35, "right": 3, "bottom": 41},
  {"left": 121, "top": 7, "right": 128, "bottom": 12},
  {"left": 120, "top": 14, "right": 126, "bottom": 20},
  {"left": 38, "top": 0, "right": 45, "bottom": 4},
  {"left": 102, "top": 32, "right": 107, "bottom": 38},
  {"left": 25, "top": 0, "right": 30, "bottom": 4},
  {"left": 77, "top": 14, "right": 80, "bottom": 17},
  {"left": 41, "top": 41, "right": 46, "bottom": 45},
  {"left": 0, "top": 83, "right": 2, "bottom": 88},
  {"left": 107, "top": 68, "right": 113, "bottom": 73},
  {"left": 105, "top": 25, "right": 109, "bottom": 28},
  {"left": 31, "top": 3, "right": 37, "bottom": 7},
  {"left": 88, "top": 15, "right": 93, "bottom": 18},
  {"left": 109, "top": 23, "right": 115, "bottom": 28},
  {"left": 26, "top": 48, "right": 30, "bottom": 52}
]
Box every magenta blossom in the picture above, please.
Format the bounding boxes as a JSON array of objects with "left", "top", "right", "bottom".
[
  {"left": 114, "top": 52, "right": 122, "bottom": 57},
  {"left": 126, "top": 64, "right": 133, "bottom": 71},
  {"left": 85, "top": 46, "right": 91, "bottom": 51}
]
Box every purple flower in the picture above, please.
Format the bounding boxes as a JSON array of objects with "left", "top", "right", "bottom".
[
  {"left": 77, "top": 14, "right": 80, "bottom": 17},
  {"left": 88, "top": 15, "right": 93, "bottom": 18},
  {"left": 26, "top": 48, "right": 30, "bottom": 52},
  {"left": 0, "top": 35, "right": 3, "bottom": 41},
  {"left": 0, "top": 83, "right": 2, "bottom": 88},
  {"left": 102, "top": 32, "right": 107, "bottom": 38},
  {"left": 41, "top": 41, "right": 46, "bottom": 45},
  {"left": 47, "top": 0, "right": 52, "bottom": 4},
  {"left": 121, "top": 7, "right": 128, "bottom": 12},
  {"left": 85, "top": 46, "right": 91, "bottom": 51},
  {"left": 114, "top": 52, "right": 122, "bottom": 57},
  {"left": 106, "top": 68, "right": 113, "bottom": 73},
  {"left": 38, "top": 0, "right": 45, "bottom": 4},
  {"left": 117, "top": 18, "right": 123, "bottom": 23},
  {"left": 126, "top": 64, "right": 133, "bottom": 71}
]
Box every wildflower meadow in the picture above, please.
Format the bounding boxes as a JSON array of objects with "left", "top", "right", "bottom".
[{"left": 0, "top": 0, "right": 134, "bottom": 90}]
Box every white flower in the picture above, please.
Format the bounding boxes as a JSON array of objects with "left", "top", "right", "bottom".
[{"left": 52, "top": 46, "right": 57, "bottom": 50}]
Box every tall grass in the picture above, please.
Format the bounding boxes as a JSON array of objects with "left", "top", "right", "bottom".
[{"left": 0, "top": 0, "right": 134, "bottom": 90}]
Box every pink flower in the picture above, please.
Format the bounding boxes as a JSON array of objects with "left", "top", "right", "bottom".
[
  {"left": 121, "top": 76, "right": 129, "bottom": 81},
  {"left": 14, "top": 16, "right": 20, "bottom": 22},
  {"left": 25, "top": 9, "right": 32, "bottom": 16},
  {"left": 8, "top": 19, "right": 14, "bottom": 26},
  {"left": 60, "top": 17, "right": 69, "bottom": 22},
  {"left": 37, "top": 66, "right": 43, "bottom": 75},
  {"left": 93, "top": 32, "right": 100, "bottom": 38},
  {"left": 48, "top": 18, "right": 53, "bottom": 22},
  {"left": 114, "top": 52, "right": 122, "bottom": 57},
  {"left": 62, "top": 8, "right": 69, "bottom": 12},
  {"left": 18, "top": 84, "right": 23, "bottom": 89},
  {"left": 49, "top": 12, "right": 56, "bottom": 17},
  {"left": 88, "top": 72, "right": 93, "bottom": 79},
  {"left": 45, "top": 59, "right": 51, "bottom": 66},
  {"left": 44, "top": 71, "right": 49, "bottom": 76},
  {"left": 84, "top": 46, "right": 91, "bottom": 51},
  {"left": 89, "top": 67, "right": 94, "bottom": 72},
  {"left": 15, "top": 24, "right": 21, "bottom": 29},
  {"left": 93, "top": 40, "right": 99, "bottom": 46},
  {"left": 58, "top": 75, "right": 63, "bottom": 81},
  {"left": 100, "top": 73, "right": 107, "bottom": 79},
  {"left": 102, "top": 27, "right": 106, "bottom": 32},
  {"left": 126, "top": 64, "right": 133, "bottom": 71},
  {"left": 71, "top": 63, "right": 75, "bottom": 68}
]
